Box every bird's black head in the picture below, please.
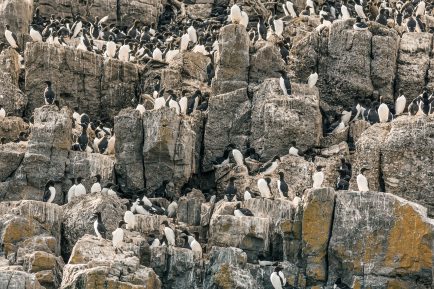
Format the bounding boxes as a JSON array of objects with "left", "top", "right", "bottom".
[
  {"left": 119, "top": 220, "right": 127, "bottom": 227},
  {"left": 274, "top": 266, "right": 283, "bottom": 272},
  {"left": 235, "top": 203, "right": 241, "bottom": 209},
  {"left": 360, "top": 167, "right": 369, "bottom": 174},
  {"left": 226, "top": 143, "right": 236, "bottom": 149},
  {"left": 316, "top": 165, "right": 324, "bottom": 172},
  {"left": 5, "top": 24, "right": 10, "bottom": 30},
  {"left": 77, "top": 176, "right": 83, "bottom": 183},
  {"left": 356, "top": 16, "right": 362, "bottom": 22},
  {"left": 245, "top": 186, "right": 251, "bottom": 191},
  {"left": 229, "top": 177, "right": 236, "bottom": 182},
  {"left": 70, "top": 177, "right": 75, "bottom": 183},
  {"left": 161, "top": 220, "right": 169, "bottom": 226},
  {"left": 46, "top": 180, "right": 55, "bottom": 187},
  {"left": 265, "top": 177, "right": 272, "bottom": 184},
  {"left": 278, "top": 171, "right": 284, "bottom": 178},
  {"left": 94, "top": 174, "right": 101, "bottom": 182},
  {"left": 45, "top": 81, "right": 52, "bottom": 86},
  {"left": 181, "top": 229, "right": 191, "bottom": 236},
  {"left": 272, "top": 155, "right": 281, "bottom": 162}
]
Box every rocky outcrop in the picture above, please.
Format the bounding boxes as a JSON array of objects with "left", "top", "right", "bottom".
[
  {"left": 61, "top": 193, "right": 127, "bottom": 258},
  {"left": 20, "top": 105, "right": 72, "bottom": 188},
  {"left": 24, "top": 42, "right": 141, "bottom": 121},
  {"left": 0, "top": 73, "right": 27, "bottom": 117},
  {"left": 0, "top": 270, "right": 44, "bottom": 289},
  {"left": 0, "top": 48, "right": 21, "bottom": 86},
  {"left": 212, "top": 24, "right": 250, "bottom": 94},
  {"left": 143, "top": 107, "right": 205, "bottom": 191},
  {"left": 0, "top": 0, "right": 33, "bottom": 44},
  {"left": 0, "top": 116, "right": 29, "bottom": 143},
  {"left": 249, "top": 44, "right": 286, "bottom": 84},
  {"left": 328, "top": 191, "right": 434, "bottom": 288},
  {"left": 0, "top": 142, "right": 26, "bottom": 182},
  {"left": 63, "top": 234, "right": 161, "bottom": 289},
  {"left": 0, "top": 200, "right": 64, "bottom": 288},
  {"left": 114, "top": 108, "right": 145, "bottom": 195},
  {"left": 250, "top": 80, "right": 321, "bottom": 159}
]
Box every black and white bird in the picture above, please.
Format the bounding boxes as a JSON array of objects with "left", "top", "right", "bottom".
[
  {"left": 67, "top": 178, "right": 76, "bottom": 203},
  {"left": 258, "top": 177, "right": 272, "bottom": 198},
  {"left": 277, "top": 172, "right": 289, "bottom": 198},
  {"left": 161, "top": 220, "right": 175, "bottom": 246},
  {"left": 353, "top": 16, "right": 368, "bottom": 31},
  {"left": 288, "top": 141, "right": 300, "bottom": 156},
  {"left": 270, "top": 266, "right": 286, "bottom": 289},
  {"left": 0, "top": 105, "right": 5, "bottom": 118},
  {"left": 75, "top": 177, "right": 86, "bottom": 197},
  {"left": 278, "top": 70, "right": 291, "bottom": 96},
  {"left": 148, "top": 234, "right": 160, "bottom": 248},
  {"left": 244, "top": 187, "right": 253, "bottom": 201},
  {"left": 167, "top": 200, "right": 178, "bottom": 218},
  {"left": 408, "top": 98, "right": 419, "bottom": 116},
  {"left": 44, "top": 81, "right": 55, "bottom": 105},
  {"left": 395, "top": 89, "right": 406, "bottom": 115},
  {"left": 312, "top": 166, "right": 325, "bottom": 188},
  {"left": 90, "top": 174, "right": 102, "bottom": 193},
  {"left": 225, "top": 177, "right": 238, "bottom": 201},
  {"left": 4, "top": 24, "right": 18, "bottom": 49},
  {"left": 92, "top": 212, "right": 107, "bottom": 239},
  {"left": 123, "top": 209, "right": 136, "bottom": 230},
  {"left": 307, "top": 71, "right": 318, "bottom": 88},
  {"left": 234, "top": 203, "right": 254, "bottom": 217},
  {"left": 258, "top": 156, "right": 281, "bottom": 175},
  {"left": 42, "top": 180, "right": 56, "bottom": 203},
  {"left": 357, "top": 168, "right": 369, "bottom": 192},
  {"left": 153, "top": 180, "right": 170, "bottom": 198},
  {"left": 112, "top": 220, "right": 127, "bottom": 252}
]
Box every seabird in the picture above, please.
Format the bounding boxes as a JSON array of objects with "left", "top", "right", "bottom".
[
  {"left": 230, "top": 4, "right": 242, "bottom": 24},
  {"left": 408, "top": 98, "right": 419, "bottom": 116},
  {"left": 92, "top": 212, "right": 107, "bottom": 239},
  {"left": 168, "top": 93, "right": 180, "bottom": 114},
  {"left": 395, "top": 90, "right": 406, "bottom": 115},
  {"left": 167, "top": 200, "right": 178, "bottom": 218},
  {"left": 44, "top": 81, "right": 55, "bottom": 105},
  {"left": 106, "top": 35, "right": 117, "bottom": 58},
  {"left": 278, "top": 70, "right": 291, "bottom": 96},
  {"left": 187, "top": 90, "right": 201, "bottom": 115},
  {"left": 307, "top": 72, "right": 318, "bottom": 88},
  {"left": 0, "top": 105, "right": 5, "bottom": 118},
  {"left": 118, "top": 40, "right": 130, "bottom": 62},
  {"left": 153, "top": 180, "right": 169, "bottom": 198},
  {"left": 234, "top": 203, "right": 254, "bottom": 217},
  {"left": 286, "top": 1, "right": 298, "bottom": 17},
  {"left": 179, "top": 93, "right": 188, "bottom": 114},
  {"left": 357, "top": 168, "right": 369, "bottom": 192},
  {"left": 142, "top": 195, "right": 153, "bottom": 207},
  {"left": 42, "top": 180, "right": 56, "bottom": 203},
  {"left": 90, "top": 174, "right": 102, "bottom": 193},
  {"left": 67, "top": 178, "right": 76, "bottom": 203},
  {"left": 112, "top": 220, "right": 127, "bottom": 252},
  {"left": 257, "top": 16, "right": 267, "bottom": 40},
  {"left": 135, "top": 200, "right": 150, "bottom": 215},
  {"left": 312, "top": 166, "right": 325, "bottom": 188},
  {"left": 161, "top": 220, "right": 175, "bottom": 246},
  {"left": 148, "top": 234, "right": 160, "bottom": 248},
  {"left": 244, "top": 187, "right": 253, "bottom": 201},
  {"left": 30, "top": 24, "right": 43, "bottom": 42},
  {"left": 354, "top": 0, "right": 367, "bottom": 19},
  {"left": 258, "top": 177, "right": 272, "bottom": 198},
  {"left": 225, "top": 177, "right": 237, "bottom": 202},
  {"left": 258, "top": 155, "right": 281, "bottom": 175},
  {"left": 78, "top": 123, "right": 89, "bottom": 151},
  {"left": 4, "top": 25, "right": 18, "bottom": 49},
  {"left": 232, "top": 148, "right": 244, "bottom": 166},
  {"left": 277, "top": 172, "right": 289, "bottom": 198},
  {"left": 270, "top": 266, "right": 286, "bottom": 289},
  {"left": 123, "top": 210, "right": 136, "bottom": 230},
  {"left": 336, "top": 171, "right": 350, "bottom": 191},
  {"left": 353, "top": 17, "right": 368, "bottom": 31},
  {"left": 75, "top": 177, "right": 86, "bottom": 197},
  {"left": 288, "top": 141, "right": 300, "bottom": 156},
  {"left": 240, "top": 8, "right": 249, "bottom": 28},
  {"left": 378, "top": 98, "right": 389, "bottom": 123}
]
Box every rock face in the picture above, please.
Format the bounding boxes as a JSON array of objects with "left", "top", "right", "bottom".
[
  {"left": 0, "top": 142, "right": 26, "bottom": 182},
  {"left": 250, "top": 80, "right": 321, "bottom": 159},
  {"left": 61, "top": 194, "right": 127, "bottom": 258},
  {"left": 35, "top": 0, "right": 165, "bottom": 27},
  {"left": 0, "top": 200, "right": 64, "bottom": 288},
  {"left": 0, "top": 116, "right": 29, "bottom": 142},
  {"left": 114, "top": 108, "right": 145, "bottom": 195},
  {"left": 20, "top": 106, "right": 72, "bottom": 188},
  {"left": 0, "top": 0, "right": 33, "bottom": 44},
  {"left": 25, "top": 43, "right": 141, "bottom": 121},
  {"left": 328, "top": 192, "right": 434, "bottom": 288},
  {"left": 212, "top": 24, "right": 250, "bottom": 94},
  {"left": 0, "top": 73, "right": 27, "bottom": 117},
  {"left": 290, "top": 20, "right": 400, "bottom": 108},
  {"left": 62, "top": 234, "right": 161, "bottom": 289},
  {"left": 143, "top": 108, "right": 204, "bottom": 191}
]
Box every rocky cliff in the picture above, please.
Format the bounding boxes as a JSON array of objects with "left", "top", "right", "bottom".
[{"left": 1, "top": 1, "right": 434, "bottom": 289}]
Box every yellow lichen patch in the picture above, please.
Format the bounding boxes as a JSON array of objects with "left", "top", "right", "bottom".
[
  {"left": 214, "top": 264, "right": 235, "bottom": 289},
  {"left": 386, "top": 279, "right": 414, "bottom": 289},
  {"left": 385, "top": 204, "right": 432, "bottom": 273}
]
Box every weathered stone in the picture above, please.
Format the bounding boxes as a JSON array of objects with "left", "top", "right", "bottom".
[
  {"left": 250, "top": 80, "right": 321, "bottom": 160},
  {"left": 0, "top": 0, "right": 33, "bottom": 45},
  {"left": 20, "top": 105, "right": 71, "bottom": 188},
  {"left": 397, "top": 33, "right": 432, "bottom": 98},
  {"left": 114, "top": 108, "right": 144, "bottom": 194},
  {"left": 0, "top": 47, "right": 21, "bottom": 86},
  {"left": 213, "top": 24, "right": 250, "bottom": 94},
  {"left": 62, "top": 194, "right": 127, "bottom": 258},
  {"left": 0, "top": 270, "right": 43, "bottom": 289},
  {"left": 249, "top": 44, "right": 286, "bottom": 83},
  {"left": 0, "top": 142, "right": 26, "bottom": 182},
  {"left": 302, "top": 188, "right": 335, "bottom": 286},
  {"left": 25, "top": 42, "right": 140, "bottom": 121},
  {"left": 63, "top": 234, "right": 161, "bottom": 289},
  {"left": 185, "top": 4, "right": 213, "bottom": 19},
  {"left": 203, "top": 88, "right": 251, "bottom": 171},
  {"left": 143, "top": 107, "right": 202, "bottom": 191},
  {"left": 328, "top": 192, "right": 434, "bottom": 288},
  {"left": 0, "top": 73, "right": 27, "bottom": 117},
  {"left": 0, "top": 116, "right": 29, "bottom": 143},
  {"left": 178, "top": 189, "right": 206, "bottom": 225},
  {"left": 25, "top": 251, "right": 64, "bottom": 288}
]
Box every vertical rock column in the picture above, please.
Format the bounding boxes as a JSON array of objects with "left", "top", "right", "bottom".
[
  {"left": 203, "top": 24, "right": 251, "bottom": 171},
  {"left": 114, "top": 108, "right": 145, "bottom": 194}
]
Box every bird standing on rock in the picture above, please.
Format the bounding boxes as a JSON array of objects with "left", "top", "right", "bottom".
[
  {"left": 91, "top": 174, "right": 102, "bottom": 193},
  {"left": 42, "top": 180, "right": 56, "bottom": 203},
  {"left": 270, "top": 266, "right": 286, "bottom": 289},
  {"left": 258, "top": 177, "right": 272, "bottom": 198},
  {"left": 44, "top": 81, "right": 55, "bottom": 105},
  {"left": 225, "top": 177, "right": 237, "bottom": 201},
  {"left": 357, "top": 168, "right": 370, "bottom": 192},
  {"left": 4, "top": 24, "right": 18, "bottom": 49},
  {"left": 277, "top": 172, "right": 289, "bottom": 198},
  {"left": 112, "top": 220, "right": 127, "bottom": 252},
  {"left": 234, "top": 203, "right": 254, "bottom": 217},
  {"left": 0, "top": 105, "right": 5, "bottom": 118},
  {"left": 162, "top": 221, "right": 175, "bottom": 246},
  {"left": 92, "top": 212, "right": 107, "bottom": 239}
]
